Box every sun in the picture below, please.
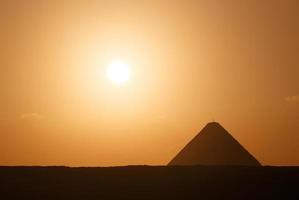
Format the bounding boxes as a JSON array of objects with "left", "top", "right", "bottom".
[{"left": 106, "top": 60, "right": 130, "bottom": 85}]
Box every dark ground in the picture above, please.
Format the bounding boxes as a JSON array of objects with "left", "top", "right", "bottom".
[{"left": 0, "top": 166, "right": 298, "bottom": 200}]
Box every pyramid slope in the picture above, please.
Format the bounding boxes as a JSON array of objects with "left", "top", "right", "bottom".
[{"left": 168, "top": 122, "right": 261, "bottom": 166}]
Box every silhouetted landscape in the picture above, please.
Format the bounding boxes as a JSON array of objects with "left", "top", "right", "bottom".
[
  {"left": 1, "top": 122, "right": 298, "bottom": 199},
  {"left": 1, "top": 1, "right": 299, "bottom": 199},
  {"left": 0, "top": 166, "right": 298, "bottom": 200}
]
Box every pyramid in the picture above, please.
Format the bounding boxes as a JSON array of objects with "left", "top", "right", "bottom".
[{"left": 168, "top": 122, "right": 261, "bottom": 166}]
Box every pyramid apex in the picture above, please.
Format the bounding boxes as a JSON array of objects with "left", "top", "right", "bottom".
[
  {"left": 206, "top": 121, "right": 223, "bottom": 128},
  {"left": 207, "top": 121, "right": 221, "bottom": 125}
]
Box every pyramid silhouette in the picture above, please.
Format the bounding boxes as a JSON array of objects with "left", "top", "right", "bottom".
[{"left": 168, "top": 122, "right": 261, "bottom": 166}]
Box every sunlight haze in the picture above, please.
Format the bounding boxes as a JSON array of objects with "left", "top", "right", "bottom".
[{"left": 0, "top": 0, "right": 299, "bottom": 166}]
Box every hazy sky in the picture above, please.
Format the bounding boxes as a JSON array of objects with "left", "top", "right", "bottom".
[{"left": 1, "top": 0, "right": 299, "bottom": 166}]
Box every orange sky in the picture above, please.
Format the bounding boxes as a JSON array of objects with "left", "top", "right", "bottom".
[{"left": 1, "top": 0, "right": 299, "bottom": 166}]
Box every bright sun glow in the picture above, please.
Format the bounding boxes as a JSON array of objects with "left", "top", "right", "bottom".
[{"left": 106, "top": 60, "right": 130, "bottom": 85}]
